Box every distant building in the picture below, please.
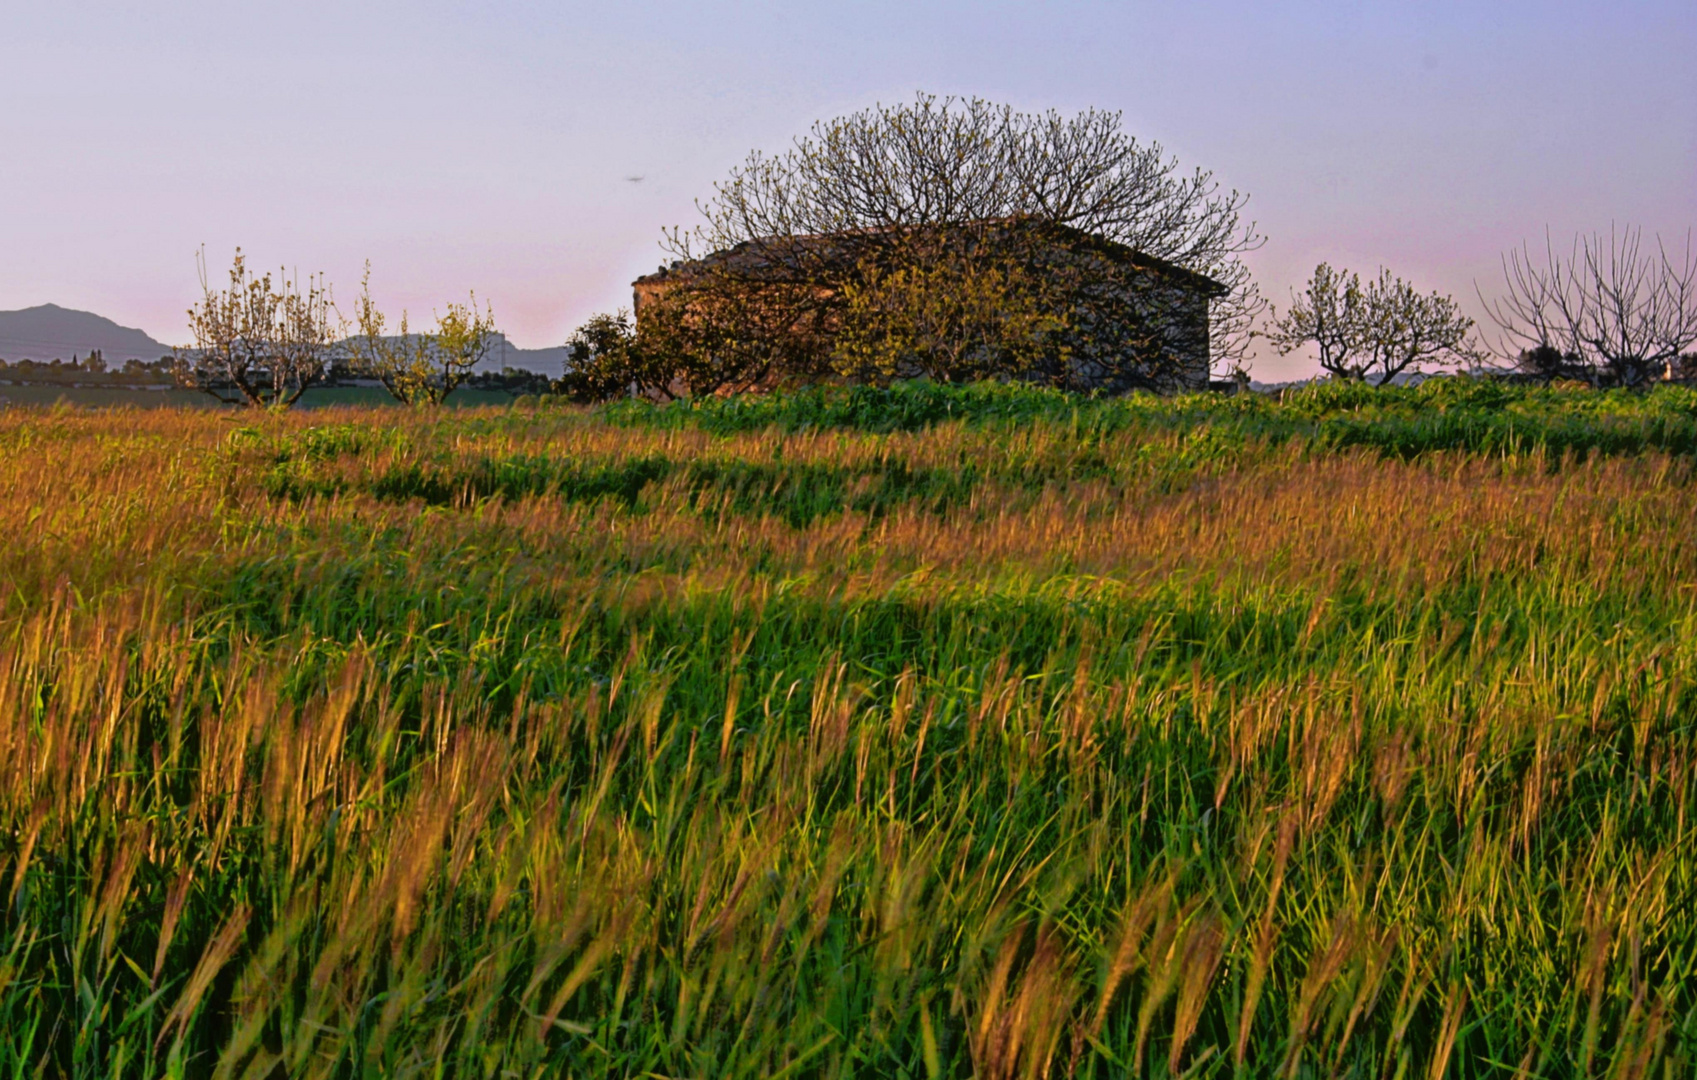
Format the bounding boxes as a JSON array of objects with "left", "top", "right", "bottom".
[{"left": 633, "top": 219, "right": 1226, "bottom": 393}]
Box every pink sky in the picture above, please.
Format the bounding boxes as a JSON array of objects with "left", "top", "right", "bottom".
[{"left": 2, "top": 0, "right": 1692, "bottom": 381}]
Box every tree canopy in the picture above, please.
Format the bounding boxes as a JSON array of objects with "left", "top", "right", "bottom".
[
  {"left": 349, "top": 268, "right": 499, "bottom": 406},
  {"left": 176, "top": 249, "right": 342, "bottom": 409},
  {"left": 658, "top": 94, "right": 1262, "bottom": 383},
  {"left": 1270, "top": 263, "right": 1479, "bottom": 384}
]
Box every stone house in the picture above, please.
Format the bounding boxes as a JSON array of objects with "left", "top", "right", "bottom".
[{"left": 632, "top": 219, "right": 1226, "bottom": 393}]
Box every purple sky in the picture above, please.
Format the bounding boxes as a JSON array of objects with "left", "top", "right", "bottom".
[{"left": 3, "top": 0, "right": 1692, "bottom": 379}]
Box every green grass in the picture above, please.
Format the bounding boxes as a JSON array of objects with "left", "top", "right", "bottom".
[
  {"left": 1, "top": 380, "right": 1695, "bottom": 1077},
  {"left": 594, "top": 376, "right": 1697, "bottom": 458}
]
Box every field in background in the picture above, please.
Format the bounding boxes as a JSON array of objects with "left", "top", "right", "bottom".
[
  {"left": 3, "top": 381, "right": 1696, "bottom": 1077},
  {"left": 0, "top": 384, "right": 520, "bottom": 409}
]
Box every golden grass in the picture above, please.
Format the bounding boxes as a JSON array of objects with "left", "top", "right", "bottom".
[{"left": 0, "top": 400, "right": 1693, "bottom": 1076}]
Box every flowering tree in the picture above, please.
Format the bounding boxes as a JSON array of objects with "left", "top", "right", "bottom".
[
  {"left": 1271, "top": 263, "right": 1479, "bottom": 384},
  {"left": 177, "top": 249, "right": 341, "bottom": 408},
  {"left": 349, "top": 268, "right": 498, "bottom": 406}
]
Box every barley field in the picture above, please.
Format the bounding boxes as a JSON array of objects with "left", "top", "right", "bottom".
[{"left": 3, "top": 380, "right": 1696, "bottom": 1078}]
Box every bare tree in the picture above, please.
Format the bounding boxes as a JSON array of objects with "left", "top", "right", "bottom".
[
  {"left": 665, "top": 94, "right": 1265, "bottom": 376},
  {"left": 348, "top": 267, "right": 499, "bottom": 406},
  {"left": 1481, "top": 226, "right": 1697, "bottom": 387},
  {"left": 1270, "top": 263, "right": 1479, "bottom": 383},
  {"left": 177, "top": 249, "right": 342, "bottom": 408}
]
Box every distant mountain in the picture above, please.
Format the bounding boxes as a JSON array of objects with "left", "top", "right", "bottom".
[
  {"left": 323, "top": 333, "right": 571, "bottom": 377},
  {"left": 0, "top": 304, "right": 173, "bottom": 362},
  {"left": 0, "top": 305, "right": 576, "bottom": 375},
  {"left": 475, "top": 336, "right": 572, "bottom": 378}
]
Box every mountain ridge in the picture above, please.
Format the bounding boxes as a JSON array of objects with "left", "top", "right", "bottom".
[
  {"left": 0, "top": 303, "right": 172, "bottom": 362},
  {"left": 0, "top": 304, "right": 572, "bottom": 374}
]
